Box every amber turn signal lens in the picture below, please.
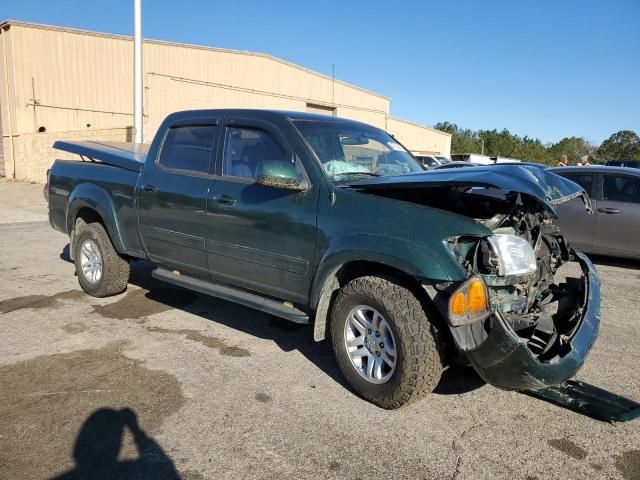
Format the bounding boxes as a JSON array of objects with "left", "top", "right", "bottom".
[
  {"left": 467, "top": 279, "right": 488, "bottom": 313},
  {"left": 448, "top": 276, "right": 491, "bottom": 327},
  {"left": 451, "top": 291, "right": 467, "bottom": 316}
]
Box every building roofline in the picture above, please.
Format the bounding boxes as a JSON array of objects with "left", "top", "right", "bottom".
[
  {"left": 387, "top": 115, "right": 452, "bottom": 137},
  {"left": 0, "top": 19, "right": 390, "bottom": 101}
]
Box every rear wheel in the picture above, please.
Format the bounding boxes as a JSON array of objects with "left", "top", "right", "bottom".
[
  {"left": 329, "top": 276, "right": 444, "bottom": 409},
  {"left": 74, "top": 221, "right": 130, "bottom": 297}
]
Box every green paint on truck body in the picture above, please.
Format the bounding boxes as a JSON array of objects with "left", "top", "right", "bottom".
[{"left": 47, "top": 109, "right": 616, "bottom": 414}]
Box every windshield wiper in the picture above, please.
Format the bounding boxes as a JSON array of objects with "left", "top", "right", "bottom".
[{"left": 332, "top": 171, "right": 381, "bottom": 179}]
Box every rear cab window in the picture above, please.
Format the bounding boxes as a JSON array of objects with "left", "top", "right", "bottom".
[{"left": 158, "top": 125, "right": 217, "bottom": 174}]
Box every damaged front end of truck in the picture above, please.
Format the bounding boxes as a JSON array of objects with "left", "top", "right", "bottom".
[
  {"left": 351, "top": 165, "right": 640, "bottom": 419},
  {"left": 438, "top": 178, "right": 599, "bottom": 392},
  {"left": 350, "top": 164, "right": 640, "bottom": 419}
]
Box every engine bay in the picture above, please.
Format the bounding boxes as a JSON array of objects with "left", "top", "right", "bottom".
[{"left": 365, "top": 185, "right": 588, "bottom": 361}]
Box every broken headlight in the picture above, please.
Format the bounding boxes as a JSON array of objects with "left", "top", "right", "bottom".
[{"left": 486, "top": 234, "right": 537, "bottom": 276}]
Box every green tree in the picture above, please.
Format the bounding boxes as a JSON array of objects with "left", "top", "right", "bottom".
[
  {"left": 479, "top": 129, "right": 522, "bottom": 158},
  {"left": 597, "top": 130, "right": 640, "bottom": 160},
  {"left": 432, "top": 123, "right": 639, "bottom": 166},
  {"left": 432, "top": 121, "right": 457, "bottom": 135},
  {"left": 433, "top": 122, "right": 485, "bottom": 154},
  {"left": 547, "top": 137, "right": 594, "bottom": 165},
  {"left": 520, "top": 136, "right": 549, "bottom": 164}
]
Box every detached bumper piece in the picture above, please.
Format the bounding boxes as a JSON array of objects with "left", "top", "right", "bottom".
[{"left": 527, "top": 380, "right": 640, "bottom": 422}]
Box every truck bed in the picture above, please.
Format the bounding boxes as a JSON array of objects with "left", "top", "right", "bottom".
[{"left": 48, "top": 142, "right": 146, "bottom": 258}]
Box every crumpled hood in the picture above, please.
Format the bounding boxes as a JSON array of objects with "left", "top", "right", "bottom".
[{"left": 345, "top": 164, "right": 592, "bottom": 215}]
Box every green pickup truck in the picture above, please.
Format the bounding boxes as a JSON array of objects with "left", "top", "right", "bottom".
[{"left": 47, "top": 109, "right": 600, "bottom": 409}]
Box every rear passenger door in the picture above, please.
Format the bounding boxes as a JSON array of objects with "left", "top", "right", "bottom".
[
  {"left": 137, "top": 119, "right": 218, "bottom": 276},
  {"left": 554, "top": 171, "right": 596, "bottom": 252},
  {"left": 592, "top": 172, "right": 640, "bottom": 257}
]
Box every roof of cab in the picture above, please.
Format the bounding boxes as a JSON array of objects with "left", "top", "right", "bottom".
[{"left": 163, "top": 108, "right": 378, "bottom": 128}]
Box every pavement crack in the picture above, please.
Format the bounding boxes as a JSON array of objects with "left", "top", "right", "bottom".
[
  {"left": 449, "top": 423, "right": 484, "bottom": 480},
  {"left": 450, "top": 455, "right": 463, "bottom": 480}
]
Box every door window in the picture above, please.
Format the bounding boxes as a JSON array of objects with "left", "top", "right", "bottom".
[
  {"left": 158, "top": 125, "right": 217, "bottom": 173},
  {"left": 223, "top": 127, "right": 287, "bottom": 179},
  {"left": 562, "top": 173, "right": 594, "bottom": 196},
  {"left": 602, "top": 174, "right": 640, "bottom": 203}
]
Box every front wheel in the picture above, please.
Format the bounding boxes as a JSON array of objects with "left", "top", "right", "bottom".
[
  {"left": 74, "top": 221, "right": 130, "bottom": 297},
  {"left": 329, "top": 276, "right": 444, "bottom": 409}
]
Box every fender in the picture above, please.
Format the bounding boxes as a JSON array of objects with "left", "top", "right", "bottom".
[
  {"left": 66, "top": 183, "right": 127, "bottom": 254},
  {"left": 309, "top": 234, "right": 468, "bottom": 341}
]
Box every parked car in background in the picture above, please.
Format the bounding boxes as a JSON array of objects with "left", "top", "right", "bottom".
[
  {"left": 451, "top": 153, "right": 494, "bottom": 164},
  {"left": 551, "top": 165, "right": 640, "bottom": 259},
  {"left": 491, "top": 156, "right": 522, "bottom": 164},
  {"left": 412, "top": 153, "right": 451, "bottom": 169},
  {"left": 451, "top": 154, "right": 521, "bottom": 165},
  {"left": 605, "top": 159, "right": 640, "bottom": 169},
  {"left": 433, "top": 161, "right": 478, "bottom": 169}
]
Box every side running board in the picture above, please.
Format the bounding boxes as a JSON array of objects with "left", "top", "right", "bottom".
[{"left": 152, "top": 268, "right": 310, "bottom": 324}]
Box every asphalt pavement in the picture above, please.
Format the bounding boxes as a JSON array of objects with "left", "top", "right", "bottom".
[{"left": 0, "top": 179, "right": 638, "bottom": 480}]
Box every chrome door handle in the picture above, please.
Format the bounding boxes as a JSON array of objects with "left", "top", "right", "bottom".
[
  {"left": 142, "top": 184, "right": 158, "bottom": 193},
  {"left": 212, "top": 194, "right": 236, "bottom": 206},
  {"left": 597, "top": 207, "right": 620, "bottom": 214}
]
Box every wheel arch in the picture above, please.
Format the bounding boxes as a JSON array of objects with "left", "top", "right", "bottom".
[
  {"left": 311, "top": 254, "right": 443, "bottom": 342},
  {"left": 66, "top": 183, "right": 127, "bottom": 259}
]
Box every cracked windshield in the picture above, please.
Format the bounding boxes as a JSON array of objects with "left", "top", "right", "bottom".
[{"left": 294, "top": 120, "right": 423, "bottom": 180}]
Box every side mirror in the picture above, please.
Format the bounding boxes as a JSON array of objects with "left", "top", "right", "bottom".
[{"left": 255, "top": 161, "right": 305, "bottom": 190}]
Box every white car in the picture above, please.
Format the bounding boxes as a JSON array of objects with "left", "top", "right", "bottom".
[
  {"left": 451, "top": 154, "right": 521, "bottom": 165},
  {"left": 411, "top": 153, "right": 452, "bottom": 169}
]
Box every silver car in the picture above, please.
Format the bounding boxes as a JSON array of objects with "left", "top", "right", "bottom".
[
  {"left": 550, "top": 166, "right": 640, "bottom": 259},
  {"left": 413, "top": 154, "right": 451, "bottom": 169}
]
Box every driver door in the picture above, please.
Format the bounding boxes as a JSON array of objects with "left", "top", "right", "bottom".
[{"left": 205, "top": 117, "right": 319, "bottom": 304}]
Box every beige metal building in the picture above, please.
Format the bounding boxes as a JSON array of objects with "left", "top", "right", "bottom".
[{"left": 0, "top": 20, "right": 451, "bottom": 183}]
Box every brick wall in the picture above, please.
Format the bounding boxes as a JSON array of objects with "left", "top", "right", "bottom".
[{"left": 5, "top": 127, "right": 133, "bottom": 183}]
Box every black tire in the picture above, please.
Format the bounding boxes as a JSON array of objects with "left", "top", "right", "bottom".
[
  {"left": 329, "top": 276, "right": 444, "bottom": 409},
  {"left": 74, "top": 221, "right": 130, "bottom": 297}
]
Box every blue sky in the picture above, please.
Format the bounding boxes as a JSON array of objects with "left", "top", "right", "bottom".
[{"left": 1, "top": 0, "right": 638, "bottom": 144}]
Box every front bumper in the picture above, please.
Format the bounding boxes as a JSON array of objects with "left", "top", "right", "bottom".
[{"left": 453, "top": 250, "right": 600, "bottom": 391}]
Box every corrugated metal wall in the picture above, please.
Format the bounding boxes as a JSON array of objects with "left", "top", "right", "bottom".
[
  {"left": 0, "top": 21, "right": 450, "bottom": 182},
  {"left": 387, "top": 117, "right": 452, "bottom": 155},
  {"left": 5, "top": 24, "right": 136, "bottom": 135}
]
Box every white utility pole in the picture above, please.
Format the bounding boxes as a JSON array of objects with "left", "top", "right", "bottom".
[{"left": 133, "top": 0, "right": 143, "bottom": 143}]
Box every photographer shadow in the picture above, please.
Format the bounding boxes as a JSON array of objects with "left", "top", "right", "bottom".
[{"left": 50, "top": 408, "right": 182, "bottom": 480}]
